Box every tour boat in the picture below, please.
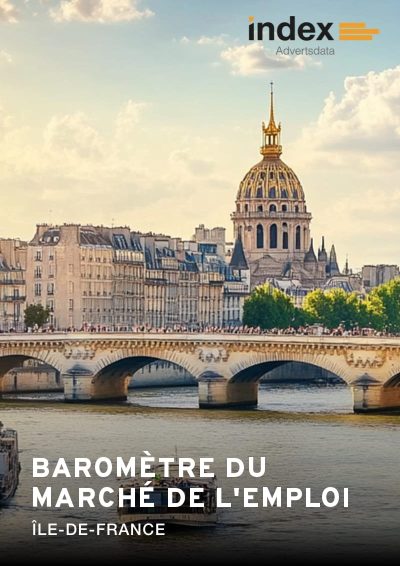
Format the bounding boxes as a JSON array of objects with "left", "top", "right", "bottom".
[
  {"left": 118, "top": 464, "right": 217, "bottom": 527},
  {"left": 0, "top": 422, "right": 20, "bottom": 504}
]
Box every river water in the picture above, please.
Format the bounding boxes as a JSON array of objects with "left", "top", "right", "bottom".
[{"left": 0, "top": 383, "right": 399, "bottom": 563}]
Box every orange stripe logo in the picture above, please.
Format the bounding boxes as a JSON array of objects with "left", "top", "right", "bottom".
[{"left": 339, "top": 22, "right": 380, "bottom": 41}]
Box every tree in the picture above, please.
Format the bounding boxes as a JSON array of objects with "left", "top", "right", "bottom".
[
  {"left": 24, "top": 304, "right": 50, "bottom": 329},
  {"left": 243, "top": 284, "right": 296, "bottom": 329},
  {"left": 368, "top": 278, "right": 400, "bottom": 332},
  {"left": 303, "top": 288, "right": 366, "bottom": 330}
]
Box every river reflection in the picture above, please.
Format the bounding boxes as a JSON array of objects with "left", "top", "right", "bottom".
[{"left": 0, "top": 383, "right": 399, "bottom": 563}]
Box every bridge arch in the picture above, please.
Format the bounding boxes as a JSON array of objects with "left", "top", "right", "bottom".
[
  {"left": 227, "top": 352, "right": 353, "bottom": 385},
  {"left": 383, "top": 370, "right": 400, "bottom": 388},
  {"left": 72, "top": 350, "right": 202, "bottom": 402},
  {"left": 0, "top": 353, "right": 63, "bottom": 377},
  {"left": 0, "top": 353, "right": 63, "bottom": 395},
  {"left": 93, "top": 350, "right": 202, "bottom": 382}
]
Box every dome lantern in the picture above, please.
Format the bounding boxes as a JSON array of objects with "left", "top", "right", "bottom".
[{"left": 260, "top": 82, "right": 282, "bottom": 158}]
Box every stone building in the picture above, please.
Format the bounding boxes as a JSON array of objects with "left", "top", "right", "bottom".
[
  {"left": 139, "top": 233, "right": 248, "bottom": 328},
  {"left": 27, "top": 224, "right": 146, "bottom": 330},
  {"left": 27, "top": 224, "right": 114, "bottom": 329},
  {"left": 0, "top": 238, "right": 27, "bottom": 331},
  {"left": 225, "top": 236, "right": 250, "bottom": 324},
  {"left": 231, "top": 86, "right": 341, "bottom": 290},
  {"left": 193, "top": 224, "right": 226, "bottom": 258},
  {"left": 362, "top": 264, "right": 399, "bottom": 292},
  {"left": 25, "top": 224, "right": 249, "bottom": 330}
]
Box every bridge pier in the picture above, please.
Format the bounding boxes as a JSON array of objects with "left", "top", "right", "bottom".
[
  {"left": 198, "top": 373, "right": 258, "bottom": 409},
  {"left": 63, "top": 367, "right": 128, "bottom": 402},
  {"left": 352, "top": 383, "right": 400, "bottom": 413}
]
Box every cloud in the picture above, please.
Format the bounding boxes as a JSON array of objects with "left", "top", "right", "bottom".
[
  {"left": 296, "top": 66, "right": 400, "bottom": 167},
  {"left": 44, "top": 112, "right": 104, "bottom": 159},
  {"left": 51, "top": 0, "right": 154, "bottom": 23},
  {"left": 220, "top": 44, "right": 319, "bottom": 76},
  {"left": 0, "top": 0, "right": 18, "bottom": 22},
  {"left": 179, "top": 34, "right": 228, "bottom": 46},
  {"left": 0, "top": 103, "right": 12, "bottom": 135},
  {"left": 0, "top": 50, "right": 12, "bottom": 64},
  {"left": 114, "top": 99, "right": 148, "bottom": 140},
  {"left": 197, "top": 35, "right": 228, "bottom": 46},
  {"left": 282, "top": 66, "right": 400, "bottom": 267},
  {"left": 314, "top": 185, "right": 400, "bottom": 266},
  {"left": 0, "top": 100, "right": 231, "bottom": 243},
  {"left": 169, "top": 148, "right": 215, "bottom": 177}
]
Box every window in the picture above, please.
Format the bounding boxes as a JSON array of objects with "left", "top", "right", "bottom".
[
  {"left": 69, "top": 299, "right": 74, "bottom": 311},
  {"left": 269, "top": 171, "right": 274, "bottom": 179},
  {"left": 34, "top": 283, "right": 41, "bottom": 296},
  {"left": 35, "top": 250, "right": 42, "bottom": 261},
  {"left": 270, "top": 224, "right": 277, "bottom": 249},
  {"left": 236, "top": 203, "right": 240, "bottom": 212},
  {"left": 281, "top": 189, "right": 288, "bottom": 198},
  {"left": 256, "top": 186, "right": 263, "bottom": 198},
  {"left": 34, "top": 266, "right": 42, "bottom": 279},
  {"left": 269, "top": 204, "right": 277, "bottom": 212},
  {"left": 257, "top": 205, "right": 263, "bottom": 212},
  {"left": 113, "top": 234, "right": 128, "bottom": 249},
  {"left": 293, "top": 189, "right": 298, "bottom": 199},
  {"left": 244, "top": 204, "right": 249, "bottom": 212},
  {"left": 269, "top": 187, "right": 276, "bottom": 198},
  {"left": 256, "top": 224, "right": 264, "bottom": 249},
  {"left": 47, "top": 283, "right": 54, "bottom": 296},
  {"left": 68, "top": 281, "right": 74, "bottom": 294},
  {"left": 282, "top": 223, "right": 288, "bottom": 250},
  {"left": 282, "top": 204, "right": 287, "bottom": 212},
  {"left": 296, "top": 226, "right": 301, "bottom": 250},
  {"left": 295, "top": 205, "right": 299, "bottom": 213}
]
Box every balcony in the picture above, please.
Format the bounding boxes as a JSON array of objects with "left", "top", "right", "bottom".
[
  {"left": 0, "top": 280, "right": 25, "bottom": 285},
  {"left": 231, "top": 210, "right": 312, "bottom": 220},
  {"left": 1, "top": 295, "right": 26, "bottom": 302}
]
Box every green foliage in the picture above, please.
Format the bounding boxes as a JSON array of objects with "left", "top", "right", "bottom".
[
  {"left": 243, "top": 284, "right": 296, "bottom": 329},
  {"left": 302, "top": 289, "right": 365, "bottom": 330},
  {"left": 243, "top": 278, "right": 400, "bottom": 333},
  {"left": 368, "top": 279, "right": 400, "bottom": 332},
  {"left": 24, "top": 304, "right": 50, "bottom": 329}
]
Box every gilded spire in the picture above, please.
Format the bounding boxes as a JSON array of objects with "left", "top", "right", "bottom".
[
  {"left": 260, "top": 82, "right": 282, "bottom": 158},
  {"left": 268, "top": 81, "right": 277, "bottom": 130}
]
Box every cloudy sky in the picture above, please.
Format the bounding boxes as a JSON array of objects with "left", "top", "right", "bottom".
[{"left": 0, "top": 0, "right": 399, "bottom": 269}]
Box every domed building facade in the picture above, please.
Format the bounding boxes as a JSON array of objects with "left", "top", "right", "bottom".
[{"left": 231, "top": 87, "right": 339, "bottom": 289}]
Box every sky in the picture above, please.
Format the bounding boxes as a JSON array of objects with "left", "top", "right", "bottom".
[{"left": 0, "top": 0, "right": 399, "bottom": 270}]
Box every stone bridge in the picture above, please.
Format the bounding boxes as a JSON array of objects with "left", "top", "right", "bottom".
[{"left": 0, "top": 333, "right": 400, "bottom": 412}]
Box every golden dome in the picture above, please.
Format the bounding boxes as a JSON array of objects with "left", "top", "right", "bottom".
[
  {"left": 236, "top": 157, "right": 305, "bottom": 201},
  {"left": 237, "top": 84, "right": 304, "bottom": 202}
]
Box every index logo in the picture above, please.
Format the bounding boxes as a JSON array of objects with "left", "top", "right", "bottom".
[{"left": 249, "top": 16, "right": 380, "bottom": 42}]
